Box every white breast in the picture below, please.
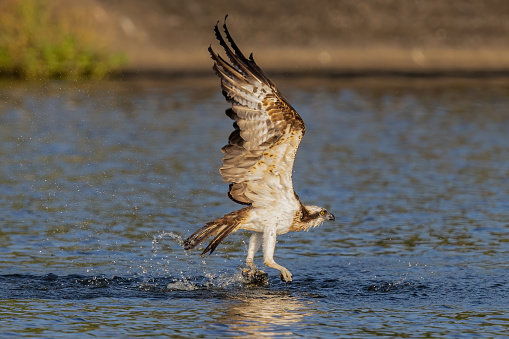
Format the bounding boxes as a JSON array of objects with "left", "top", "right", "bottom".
[{"left": 242, "top": 205, "right": 297, "bottom": 235}]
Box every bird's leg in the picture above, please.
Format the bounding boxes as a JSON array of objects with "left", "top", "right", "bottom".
[
  {"left": 262, "top": 229, "right": 292, "bottom": 282},
  {"left": 246, "top": 232, "right": 263, "bottom": 271},
  {"left": 241, "top": 232, "right": 267, "bottom": 284}
]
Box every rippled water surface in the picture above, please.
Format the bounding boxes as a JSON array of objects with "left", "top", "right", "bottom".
[{"left": 1, "top": 78, "right": 508, "bottom": 337}]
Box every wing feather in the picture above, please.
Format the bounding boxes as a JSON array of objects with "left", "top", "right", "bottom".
[{"left": 209, "top": 19, "right": 305, "bottom": 208}]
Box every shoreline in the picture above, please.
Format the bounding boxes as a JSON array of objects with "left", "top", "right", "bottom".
[{"left": 89, "top": 0, "right": 509, "bottom": 76}]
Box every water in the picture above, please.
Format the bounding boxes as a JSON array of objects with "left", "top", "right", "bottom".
[{"left": 1, "top": 77, "right": 508, "bottom": 337}]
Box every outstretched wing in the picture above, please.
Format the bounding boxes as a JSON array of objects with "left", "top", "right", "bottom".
[{"left": 209, "top": 19, "right": 305, "bottom": 208}]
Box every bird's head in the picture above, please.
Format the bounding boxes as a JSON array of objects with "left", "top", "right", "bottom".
[{"left": 300, "top": 205, "right": 335, "bottom": 230}]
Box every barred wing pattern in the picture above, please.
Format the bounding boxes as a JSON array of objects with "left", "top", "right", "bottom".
[{"left": 209, "top": 20, "right": 306, "bottom": 209}]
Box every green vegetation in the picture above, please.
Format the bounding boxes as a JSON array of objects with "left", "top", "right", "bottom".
[{"left": 0, "top": 0, "right": 126, "bottom": 80}]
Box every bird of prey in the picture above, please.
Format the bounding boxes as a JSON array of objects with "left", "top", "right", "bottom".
[{"left": 183, "top": 18, "right": 335, "bottom": 283}]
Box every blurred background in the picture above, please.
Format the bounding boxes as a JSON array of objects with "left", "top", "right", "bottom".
[{"left": 1, "top": 0, "right": 509, "bottom": 79}]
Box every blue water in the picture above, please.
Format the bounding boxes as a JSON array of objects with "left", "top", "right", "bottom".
[{"left": 1, "top": 78, "right": 508, "bottom": 337}]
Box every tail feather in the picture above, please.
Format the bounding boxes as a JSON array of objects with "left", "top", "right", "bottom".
[
  {"left": 201, "top": 222, "right": 239, "bottom": 255},
  {"left": 183, "top": 207, "right": 250, "bottom": 255},
  {"left": 182, "top": 222, "right": 218, "bottom": 251}
]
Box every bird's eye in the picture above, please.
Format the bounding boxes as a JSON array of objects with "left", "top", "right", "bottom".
[{"left": 320, "top": 211, "right": 325, "bottom": 216}]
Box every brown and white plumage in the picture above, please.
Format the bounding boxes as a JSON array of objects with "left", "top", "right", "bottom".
[{"left": 184, "top": 18, "right": 334, "bottom": 282}]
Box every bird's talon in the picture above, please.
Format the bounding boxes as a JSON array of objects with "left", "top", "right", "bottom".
[
  {"left": 279, "top": 269, "right": 293, "bottom": 283},
  {"left": 242, "top": 268, "right": 268, "bottom": 285}
]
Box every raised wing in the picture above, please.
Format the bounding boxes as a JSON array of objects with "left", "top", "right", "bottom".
[{"left": 209, "top": 19, "right": 306, "bottom": 208}]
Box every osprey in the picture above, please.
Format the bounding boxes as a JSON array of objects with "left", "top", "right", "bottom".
[{"left": 184, "top": 19, "right": 335, "bottom": 282}]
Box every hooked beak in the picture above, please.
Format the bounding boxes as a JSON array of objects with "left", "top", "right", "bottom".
[{"left": 327, "top": 213, "right": 335, "bottom": 221}]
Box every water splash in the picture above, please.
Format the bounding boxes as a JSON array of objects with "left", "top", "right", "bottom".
[
  {"left": 151, "top": 231, "right": 184, "bottom": 255},
  {"left": 166, "top": 271, "right": 199, "bottom": 291}
]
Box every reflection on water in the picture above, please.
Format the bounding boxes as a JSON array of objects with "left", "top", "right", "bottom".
[
  {"left": 0, "top": 78, "right": 509, "bottom": 337},
  {"left": 222, "top": 292, "right": 311, "bottom": 337}
]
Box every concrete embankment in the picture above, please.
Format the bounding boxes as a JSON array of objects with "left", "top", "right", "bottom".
[{"left": 82, "top": 0, "right": 509, "bottom": 76}]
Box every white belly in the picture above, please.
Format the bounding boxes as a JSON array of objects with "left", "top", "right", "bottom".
[{"left": 241, "top": 207, "right": 296, "bottom": 235}]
